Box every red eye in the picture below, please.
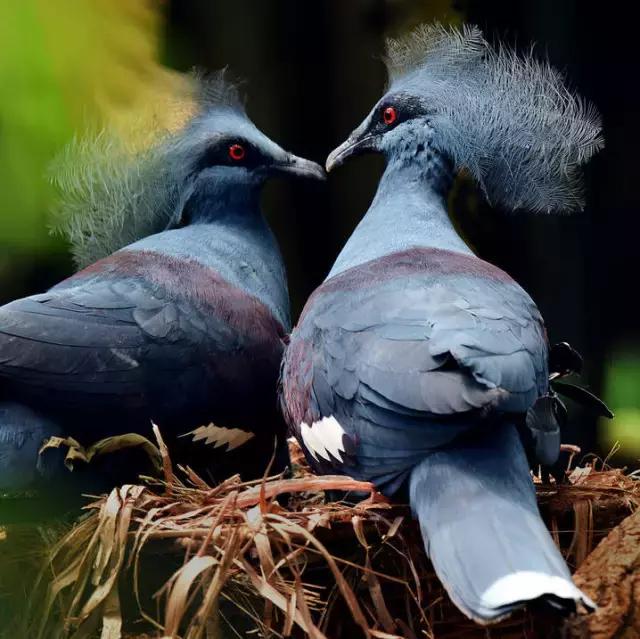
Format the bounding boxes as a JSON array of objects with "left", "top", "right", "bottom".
[
  {"left": 228, "top": 143, "right": 246, "bottom": 161},
  {"left": 382, "top": 106, "right": 397, "bottom": 125}
]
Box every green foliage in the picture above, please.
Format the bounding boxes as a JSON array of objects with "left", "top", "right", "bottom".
[
  {"left": 0, "top": 520, "right": 71, "bottom": 639},
  {"left": 0, "top": 3, "right": 71, "bottom": 249},
  {"left": 0, "top": 1, "right": 181, "bottom": 257},
  {"left": 601, "top": 346, "right": 640, "bottom": 453}
]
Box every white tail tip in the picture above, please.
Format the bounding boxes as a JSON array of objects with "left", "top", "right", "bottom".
[{"left": 480, "top": 571, "right": 596, "bottom": 611}]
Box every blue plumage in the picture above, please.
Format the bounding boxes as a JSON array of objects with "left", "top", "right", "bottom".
[
  {"left": 0, "top": 72, "right": 324, "bottom": 494},
  {"left": 280, "top": 25, "right": 602, "bottom": 622}
]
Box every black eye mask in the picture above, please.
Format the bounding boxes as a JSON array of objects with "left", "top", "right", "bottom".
[{"left": 195, "top": 138, "right": 264, "bottom": 171}]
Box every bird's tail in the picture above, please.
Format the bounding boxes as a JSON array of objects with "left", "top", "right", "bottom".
[
  {"left": 409, "top": 421, "right": 594, "bottom": 623},
  {"left": 0, "top": 402, "right": 64, "bottom": 492}
]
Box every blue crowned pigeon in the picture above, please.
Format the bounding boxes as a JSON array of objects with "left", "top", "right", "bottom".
[
  {"left": 280, "top": 25, "right": 604, "bottom": 623},
  {"left": 0, "top": 72, "right": 324, "bottom": 493}
]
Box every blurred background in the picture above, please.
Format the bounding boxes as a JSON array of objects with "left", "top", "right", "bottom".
[{"left": 0, "top": 0, "right": 638, "bottom": 461}]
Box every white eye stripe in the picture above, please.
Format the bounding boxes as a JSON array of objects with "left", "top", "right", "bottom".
[
  {"left": 185, "top": 423, "right": 255, "bottom": 451},
  {"left": 300, "top": 416, "right": 346, "bottom": 463}
]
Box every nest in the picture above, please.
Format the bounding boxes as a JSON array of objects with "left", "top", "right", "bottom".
[{"left": 27, "top": 432, "right": 640, "bottom": 639}]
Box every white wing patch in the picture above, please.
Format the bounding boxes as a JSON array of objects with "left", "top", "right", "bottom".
[
  {"left": 300, "top": 416, "right": 346, "bottom": 462},
  {"left": 109, "top": 348, "right": 139, "bottom": 368},
  {"left": 186, "top": 423, "right": 254, "bottom": 451}
]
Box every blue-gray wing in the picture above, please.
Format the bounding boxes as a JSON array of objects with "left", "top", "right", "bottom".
[
  {"left": 282, "top": 269, "right": 547, "bottom": 492},
  {"left": 0, "top": 277, "right": 237, "bottom": 411}
]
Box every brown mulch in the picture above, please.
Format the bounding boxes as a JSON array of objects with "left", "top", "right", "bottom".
[{"left": 26, "top": 435, "right": 640, "bottom": 639}]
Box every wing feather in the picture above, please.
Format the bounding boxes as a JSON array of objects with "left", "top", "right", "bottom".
[{"left": 0, "top": 276, "right": 231, "bottom": 408}]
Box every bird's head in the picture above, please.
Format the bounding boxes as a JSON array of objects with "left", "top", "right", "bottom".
[
  {"left": 327, "top": 24, "right": 604, "bottom": 213},
  {"left": 181, "top": 111, "right": 325, "bottom": 186},
  {"left": 166, "top": 73, "right": 325, "bottom": 226},
  {"left": 326, "top": 91, "right": 438, "bottom": 170},
  {"left": 52, "top": 71, "right": 324, "bottom": 268}
]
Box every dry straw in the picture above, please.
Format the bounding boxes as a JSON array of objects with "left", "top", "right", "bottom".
[{"left": 31, "top": 434, "right": 640, "bottom": 639}]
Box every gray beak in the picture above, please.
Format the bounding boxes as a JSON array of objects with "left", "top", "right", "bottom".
[
  {"left": 326, "top": 116, "right": 378, "bottom": 172},
  {"left": 272, "top": 154, "right": 326, "bottom": 181}
]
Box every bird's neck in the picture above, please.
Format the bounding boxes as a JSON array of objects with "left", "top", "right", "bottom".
[
  {"left": 192, "top": 214, "right": 291, "bottom": 330},
  {"left": 127, "top": 195, "right": 291, "bottom": 330},
  {"left": 187, "top": 177, "right": 262, "bottom": 225},
  {"left": 327, "top": 151, "right": 472, "bottom": 279}
]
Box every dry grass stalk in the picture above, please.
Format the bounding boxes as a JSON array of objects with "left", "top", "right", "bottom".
[{"left": 34, "top": 441, "right": 640, "bottom": 639}]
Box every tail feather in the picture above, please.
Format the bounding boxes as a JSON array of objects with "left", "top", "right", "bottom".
[
  {"left": 0, "top": 402, "right": 63, "bottom": 492},
  {"left": 409, "top": 422, "right": 594, "bottom": 623}
]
